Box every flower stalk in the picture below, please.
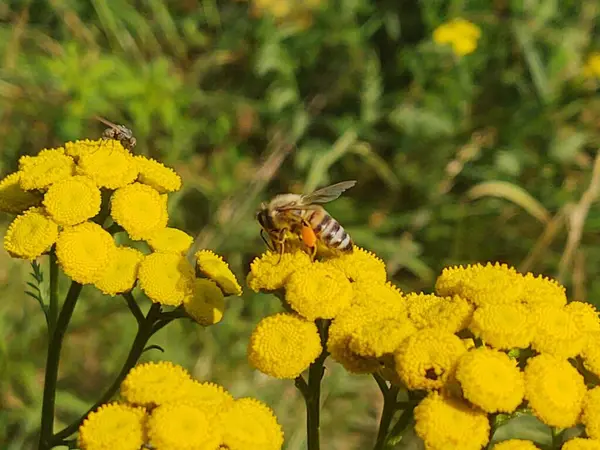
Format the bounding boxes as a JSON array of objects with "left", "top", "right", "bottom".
[{"left": 373, "top": 373, "right": 400, "bottom": 450}]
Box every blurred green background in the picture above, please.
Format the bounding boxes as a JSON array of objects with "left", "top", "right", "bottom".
[{"left": 0, "top": 0, "right": 599, "bottom": 448}]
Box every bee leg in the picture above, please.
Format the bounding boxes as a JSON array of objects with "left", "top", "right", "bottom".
[
  {"left": 260, "top": 229, "right": 275, "bottom": 251},
  {"left": 275, "top": 228, "right": 287, "bottom": 264}
]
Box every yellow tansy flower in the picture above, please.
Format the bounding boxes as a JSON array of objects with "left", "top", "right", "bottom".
[
  {"left": 76, "top": 139, "right": 138, "bottom": 189},
  {"left": 455, "top": 347, "right": 524, "bottom": 413},
  {"left": 469, "top": 302, "right": 534, "bottom": 350},
  {"left": 395, "top": 328, "right": 466, "bottom": 391},
  {"left": 218, "top": 398, "right": 284, "bottom": 450},
  {"left": 94, "top": 247, "right": 144, "bottom": 296},
  {"left": 55, "top": 222, "right": 116, "bottom": 284},
  {"left": 78, "top": 402, "right": 146, "bottom": 450},
  {"left": 322, "top": 246, "right": 387, "bottom": 284},
  {"left": 146, "top": 227, "right": 193, "bottom": 255},
  {"left": 43, "top": 175, "right": 102, "bottom": 226},
  {"left": 524, "top": 354, "right": 586, "bottom": 428},
  {"left": 405, "top": 293, "right": 473, "bottom": 333},
  {"left": 583, "top": 387, "right": 600, "bottom": 440},
  {"left": 64, "top": 139, "right": 102, "bottom": 160},
  {"left": 583, "top": 52, "right": 600, "bottom": 79},
  {"left": 18, "top": 148, "right": 75, "bottom": 190},
  {"left": 493, "top": 440, "right": 540, "bottom": 450},
  {"left": 351, "top": 280, "right": 407, "bottom": 314},
  {"left": 520, "top": 272, "right": 567, "bottom": 309},
  {"left": 247, "top": 249, "right": 312, "bottom": 292},
  {"left": 147, "top": 403, "right": 221, "bottom": 450},
  {"left": 120, "top": 361, "right": 192, "bottom": 407},
  {"left": 433, "top": 18, "right": 481, "bottom": 57},
  {"left": 530, "top": 305, "right": 586, "bottom": 358},
  {"left": 4, "top": 207, "right": 58, "bottom": 260},
  {"left": 134, "top": 155, "right": 182, "bottom": 193},
  {"left": 248, "top": 312, "right": 322, "bottom": 379},
  {"left": 583, "top": 333, "right": 600, "bottom": 377},
  {"left": 563, "top": 438, "right": 600, "bottom": 450},
  {"left": 195, "top": 249, "right": 242, "bottom": 296},
  {"left": 0, "top": 172, "right": 42, "bottom": 214},
  {"left": 414, "top": 392, "right": 490, "bottom": 450},
  {"left": 183, "top": 279, "right": 226, "bottom": 326},
  {"left": 137, "top": 253, "right": 195, "bottom": 306},
  {"left": 566, "top": 301, "right": 600, "bottom": 334},
  {"left": 349, "top": 317, "right": 416, "bottom": 358},
  {"left": 175, "top": 380, "right": 234, "bottom": 412},
  {"left": 284, "top": 262, "right": 352, "bottom": 320},
  {"left": 111, "top": 182, "right": 168, "bottom": 240}
]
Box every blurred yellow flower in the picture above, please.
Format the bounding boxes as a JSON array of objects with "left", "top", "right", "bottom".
[
  {"left": 284, "top": 262, "right": 352, "bottom": 320},
  {"left": 520, "top": 273, "right": 567, "bottom": 309},
  {"left": 524, "top": 354, "right": 586, "bottom": 428},
  {"left": 395, "top": 328, "right": 466, "bottom": 391},
  {"left": 75, "top": 139, "right": 138, "bottom": 189},
  {"left": 55, "top": 222, "right": 116, "bottom": 284},
  {"left": 247, "top": 249, "right": 312, "bottom": 292},
  {"left": 218, "top": 398, "right": 284, "bottom": 450},
  {"left": 120, "top": 361, "right": 192, "bottom": 407},
  {"left": 405, "top": 293, "right": 473, "bottom": 333},
  {"left": 531, "top": 305, "right": 586, "bottom": 358},
  {"left": 349, "top": 317, "right": 416, "bottom": 358},
  {"left": 492, "top": 440, "right": 540, "bottom": 450},
  {"left": 183, "top": 279, "right": 226, "bottom": 326},
  {"left": 4, "top": 207, "right": 58, "bottom": 260},
  {"left": 563, "top": 438, "right": 600, "bottom": 450},
  {"left": 147, "top": 403, "right": 221, "bottom": 450},
  {"left": 94, "top": 247, "right": 144, "bottom": 296},
  {"left": 78, "top": 402, "right": 146, "bottom": 450},
  {"left": 566, "top": 301, "right": 600, "bottom": 334},
  {"left": 110, "top": 182, "right": 168, "bottom": 240},
  {"left": 322, "top": 246, "right": 387, "bottom": 284},
  {"left": 583, "top": 52, "right": 600, "bottom": 79},
  {"left": 137, "top": 253, "right": 195, "bottom": 306},
  {"left": 414, "top": 392, "right": 490, "bottom": 450},
  {"left": 433, "top": 18, "right": 481, "bottom": 57},
  {"left": 583, "top": 387, "right": 600, "bottom": 440},
  {"left": 195, "top": 249, "right": 242, "bottom": 296},
  {"left": 0, "top": 172, "right": 42, "bottom": 214},
  {"left": 18, "top": 148, "right": 75, "bottom": 190},
  {"left": 248, "top": 312, "right": 322, "bottom": 379},
  {"left": 583, "top": 333, "right": 600, "bottom": 377},
  {"left": 455, "top": 346, "right": 524, "bottom": 413},
  {"left": 469, "top": 302, "right": 534, "bottom": 350},
  {"left": 43, "top": 175, "right": 102, "bottom": 226},
  {"left": 134, "top": 155, "right": 182, "bottom": 193},
  {"left": 146, "top": 227, "right": 193, "bottom": 255}
]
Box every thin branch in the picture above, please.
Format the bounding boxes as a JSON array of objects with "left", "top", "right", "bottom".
[{"left": 122, "top": 292, "right": 144, "bottom": 325}]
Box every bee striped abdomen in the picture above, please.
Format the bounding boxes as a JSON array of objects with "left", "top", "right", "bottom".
[{"left": 308, "top": 209, "right": 353, "bottom": 253}]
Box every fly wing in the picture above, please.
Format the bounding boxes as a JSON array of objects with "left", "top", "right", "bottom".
[
  {"left": 299, "top": 180, "right": 357, "bottom": 205},
  {"left": 95, "top": 116, "right": 119, "bottom": 129}
]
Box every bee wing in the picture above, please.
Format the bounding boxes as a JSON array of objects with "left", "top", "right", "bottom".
[
  {"left": 299, "top": 180, "right": 357, "bottom": 205},
  {"left": 95, "top": 116, "right": 119, "bottom": 129}
]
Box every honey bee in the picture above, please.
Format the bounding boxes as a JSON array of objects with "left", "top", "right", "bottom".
[
  {"left": 95, "top": 116, "right": 137, "bottom": 150},
  {"left": 256, "top": 180, "right": 356, "bottom": 260}
]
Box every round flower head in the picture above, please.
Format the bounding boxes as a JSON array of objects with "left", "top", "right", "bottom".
[
  {"left": 18, "top": 148, "right": 75, "bottom": 190},
  {"left": 195, "top": 249, "right": 242, "bottom": 296},
  {"left": 247, "top": 249, "right": 312, "bottom": 292},
  {"left": 183, "top": 279, "right": 226, "bottom": 326},
  {"left": 134, "top": 155, "right": 182, "bottom": 193},
  {"left": 174, "top": 380, "right": 234, "bottom": 412},
  {"left": 433, "top": 18, "right": 481, "bottom": 57},
  {"left": 78, "top": 402, "right": 146, "bottom": 450},
  {"left": 469, "top": 302, "right": 534, "bottom": 350},
  {"left": 455, "top": 347, "right": 524, "bottom": 413},
  {"left": 520, "top": 272, "right": 567, "bottom": 309},
  {"left": 147, "top": 403, "right": 221, "bottom": 450},
  {"left": 583, "top": 387, "right": 600, "bottom": 440},
  {"left": 414, "top": 392, "right": 490, "bottom": 450},
  {"left": 493, "top": 440, "right": 540, "bottom": 450},
  {"left": 349, "top": 317, "right": 416, "bottom": 358},
  {"left": 55, "top": 222, "right": 116, "bottom": 284},
  {"left": 218, "top": 398, "right": 284, "bottom": 450},
  {"left": 322, "top": 246, "right": 387, "bottom": 284},
  {"left": 94, "top": 247, "right": 144, "bottom": 296},
  {"left": 137, "top": 253, "right": 195, "bottom": 306},
  {"left": 75, "top": 139, "right": 138, "bottom": 189},
  {"left": 4, "top": 207, "right": 58, "bottom": 260},
  {"left": 111, "top": 183, "right": 168, "bottom": 240},
  {"left": 120, "top": 361, "right": 192, "bottom": 407},
  {"left": 284, "top": 262, "right": 352, "bottom": 320},
  {"left": 435, "top": 263, "right": 524, "bottom": 307},
  {"left": 395, "top": 328, "right": 466, "bottom": 391},
  {"left": 146, "top": 227, "right": 193, "bottom": 255},
  {"left": 65, "top": 139, "right": 103, "bottom": 160},
  {"left": 563, "top": 439, "right": 600, "bottom": 450},
  {"left": 524, "top": 354, "right": 586, "bottom": 428},
  {"left": 0, "top": 172, "right": 42, "bottom": 213},
  {"left": 248, "top": 312, "right": 322, "bottom": 379},
  {"left": 530, "top": 305, "right": 586, "bottom": 358},
  {"left": 405, "top": 293, "right": 473, "bottom": 333},
  {"left": 583, "top": 333, "right": 600, "bottom": 377},
  {"left": 351, "top": 280, "right": 407, "bottom": 314},
  {"left": 43, "top": 175, "right": 102, "bottom": 226},
  {"left": 566, "top": 301, "right": 600, "bottom": 334}
]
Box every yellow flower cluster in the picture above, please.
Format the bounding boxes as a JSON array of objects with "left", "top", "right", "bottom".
[
  {"left": 1, "top": 140, "right": 241, "bottom": 325},
  {"left": 248, "top": 248, "right": 600, "bottom": 449},
  {"left": 583, "top": 52, "right": 600, "bottom": 79},
  {"left": 79, "top": 361, "right": 284, "bottom": 450},
  {"left": 433, "top": 18, "right": 481, "bottom": 57}
]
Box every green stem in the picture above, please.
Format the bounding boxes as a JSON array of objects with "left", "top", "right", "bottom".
[
  {"left": 304, "top": 319, "right": 329, "bottom": 450},
  {"left": 373, "top": 375, "right": 399, "bottom": 450},
  {"left": 48, "top": 251, "right": 59, "bottom": 335},
  {"left": 50, "top": 303, "right": 163, "bottom": 445},
  {"left": 38, "top": 281, "right": 83, "bottom": 450},
  {"left": 385, "top": 403, "right": 417, "bottom": 448}
]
